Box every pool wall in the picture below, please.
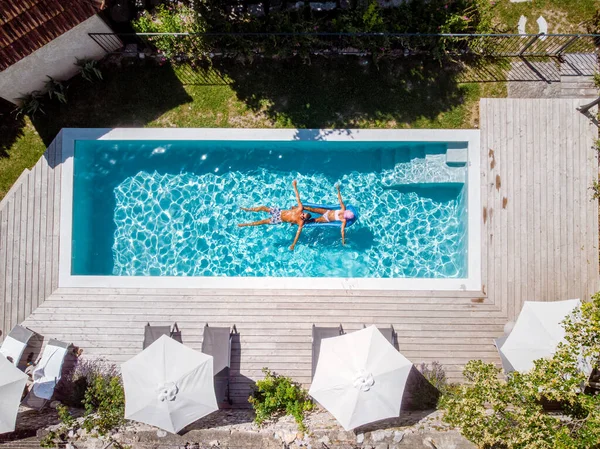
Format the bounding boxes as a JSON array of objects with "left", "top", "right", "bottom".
[{"left": 59, "top": 128, "right": 481, "bottom": 291}]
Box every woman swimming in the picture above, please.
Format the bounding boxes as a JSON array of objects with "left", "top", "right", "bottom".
[
  {"left": 238, "top": 180, "right": 312, "bottom": 251},
  {"left": 303, "top": 184, "right": 354, "bottom": 245}
]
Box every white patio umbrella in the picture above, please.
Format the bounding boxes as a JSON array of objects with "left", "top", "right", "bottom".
[
  {"left": 309, "top": 325, "right": 412, "bottom": 431},
  {"left": 0, "top": 354, "right": 28, "bottom": 434},
  {"left": 121, "top": 335, "right": 218, "bottom": 433},
  {"left": 498, "top": 299, "right": 581, "bottom": 373}
]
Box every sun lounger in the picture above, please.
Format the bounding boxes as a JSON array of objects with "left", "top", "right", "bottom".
[
  {"left": 493, "top": 336, "right": 515, "bottom": 374},
  {"left": 143, "top": 323, "right": 182, "bottom": 349},
  {"left": 363, "top": 324, "right": 395, "bottom": 346},
  {"left": 202, "top": 324, "right": 236, "bottom": 405},
  {"left": 0, "top": 325, "right": 35, "bottom": 368},
  {"left": 312, "top": 324, "right": 344, "bottom": 379},
  {"left": 22, "top": 339, "right": 70, "bottom": 409}
]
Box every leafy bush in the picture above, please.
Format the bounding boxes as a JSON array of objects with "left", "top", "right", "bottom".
[
  {"left": 439, "top": 294, "right": 600, "bottom": 449},
  {"left": 55, "top": 358, "right": 119, "bottom": 407},
  {"left": 14, "top": 91, "right": 44, "bottom": 118},
  {"left": 39, "top": 430, "right": 61, "bottom": 448},
  {"left": 44, "top": 76, "right": 67, "bottom": 104},
  {"left": 132, "top": 3, "right": 206, "bottom": 58},
  {"left": 56, "top": 404, "right": 75, "bottom": 427},
  {"left": 249, "top": 368, "right": 313, "bottom": 431},
  {"left": 131, "top": 0, "right": 498, "bottom": 63},
  {"left": 76, "top": 58, "right": 103, "bottom": 83},
  {"left": 82, "top": 374, "right": 125, "bottom": 435}
]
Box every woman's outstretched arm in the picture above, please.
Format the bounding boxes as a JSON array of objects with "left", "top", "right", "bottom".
[
  {"left": 340, "top": 220, "right": 346, "bottom": 245},
  {"left": 336, "top": 184, "right": 346, "bottom": 211}
]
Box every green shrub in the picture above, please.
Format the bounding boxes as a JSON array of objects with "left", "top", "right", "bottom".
[
  {"left": 439, "top": 294, "right": 600, "bottom": 449},
  {"left": 14, "top": 91, "right": 44, "bottom": 118},
  {"left": 56, "top": 404, "right": 74, "bottom": 427},
  {"left": 39, "top": 430, "right": 60, "bottom": 448},
  {"left": 132, "top": 3, "right": 206, "bottom": 58},
  {"left": 82, "top": 374, "right": 125, "bottom": 435},
  {"left": 76, "top": 58, "right": 103, "bottom": 83},
  {"left": 249, "top": 368, "right": 313, "bottom": 431},
  {"left": 44, "top": 76, "right": 67, "bottom": 104}
]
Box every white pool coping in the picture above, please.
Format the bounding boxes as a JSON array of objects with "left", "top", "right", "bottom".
[{"left": 59, "top": 128, "right": 481, "bottom": 291}]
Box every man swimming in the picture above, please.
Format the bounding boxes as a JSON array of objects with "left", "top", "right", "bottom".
[
  {"left": 238, "top": 180, "right": 311, "bottom": 251},
  {"left": 303, "top": 184, "right": 354, "bottom": 245}
]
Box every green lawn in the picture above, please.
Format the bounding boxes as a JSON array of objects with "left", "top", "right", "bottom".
[
  {"left": 492, "top": 0, "right": 598, "bottom": 33},
  {"left": 0, "top": 58, "right": 505, "bottom": 200}
]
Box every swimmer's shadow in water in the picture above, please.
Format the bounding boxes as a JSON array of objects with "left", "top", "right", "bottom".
[{"left": 272, "top": 226, "right": 375, "bottom": 251}]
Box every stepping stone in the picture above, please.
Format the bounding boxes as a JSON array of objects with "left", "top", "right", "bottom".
[
  {"left": 537, "top": 16, "right": 548, "bottom": 38},
  {"left": 518, "top": 15, "right": 527, "bottom": 35}
]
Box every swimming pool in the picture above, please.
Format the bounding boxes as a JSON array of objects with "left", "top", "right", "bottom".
[{"left": 59, "top": 129, "right": 481, "bottom": 290}]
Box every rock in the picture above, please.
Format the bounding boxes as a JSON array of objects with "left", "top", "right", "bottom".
[
  {"left": 356, "top": 433, "right": 365, "bottom": 444},
  {"left": 282, "top": 431, "right": 297, "bottom": 445},
  {"left": 374, "top": 444, "right": 388, "bottom": 449},
  {"left": 317, "top": 435, "right": 330, "bottom": 445},
  {"left": 49, "top": 401, "right": 60, "bottom": 409},
  {"left": 208, "top": 440, "right": 220, "bottom": 447},
  {"left": 67, "top": 430, "right": 75, "bottom": 439},
  {"left": 393, "top": 431, "right": 404, "bottom": 443},
  {"left": 156, "top": 429, "right": 167, "bottom": 438},
  {"left": 423, "top": 437, "right": 438, "bottom": 449},
  {"left": 65, "top": 444, "right": 76, "bottom": 449},
  {"left": 370, "top": 430, "right": 390, "bottom": 442}
]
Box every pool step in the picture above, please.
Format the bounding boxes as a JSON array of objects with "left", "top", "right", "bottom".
[
  {"left": 381, "top": 153, "right": 466, "bottom": 187},
  {"left": 446, "top": 143, "right": 469, "bottom": 167}
]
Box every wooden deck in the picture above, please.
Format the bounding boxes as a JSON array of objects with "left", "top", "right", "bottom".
[{"left": 0, "top": 99, "right": 598, "bottom": 406}]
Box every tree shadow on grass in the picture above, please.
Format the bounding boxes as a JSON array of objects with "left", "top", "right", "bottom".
[
  {"left": 31, "top": 60, "right": 194, "bottom": 146},
  {"left": 212, "top": 56, "right": 469, "bottom": 128},
  {"left": 0, "top": 98, "right": 26, "bottom": 159}
]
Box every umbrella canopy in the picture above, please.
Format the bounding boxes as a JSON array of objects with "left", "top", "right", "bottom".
[
  {"left": 122, "top": 335, "right": 218, "bottom": 433},
  {"left": 499, "top": 299, "right": 580, "bottom": 373},
  {"left": 0, "top": 354, "right": 28, "bottom": 434},
  {"left": 309, "top": 325, "right": 412, "bottom": 431}
]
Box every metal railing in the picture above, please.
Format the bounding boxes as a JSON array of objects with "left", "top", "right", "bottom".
[{"left": 89, "top": 32, "right": 600, "bottom": 82}]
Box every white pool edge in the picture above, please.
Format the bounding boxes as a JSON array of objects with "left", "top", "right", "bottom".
[{"left": 59, "top": 128, "right": 482, "bottom": 291}]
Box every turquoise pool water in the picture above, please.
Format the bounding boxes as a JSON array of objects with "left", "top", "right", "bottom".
[{"left": 72, "top": 140, "right": 468, "bottom": 278}]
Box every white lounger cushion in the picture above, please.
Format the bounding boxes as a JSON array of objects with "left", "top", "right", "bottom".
[
  {"left": 31, "top": 341, "right": 69, "bottom": 400},
  {"left": 0, "top": 336, "right": 26, "bottom": 366},
  {"left": 0, "top": 325, "right": 34, "bottom": 366}
]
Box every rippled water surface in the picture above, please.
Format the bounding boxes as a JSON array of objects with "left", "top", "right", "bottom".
[{"left": 72, "top": 140, "right": 468, "bottom": 278}]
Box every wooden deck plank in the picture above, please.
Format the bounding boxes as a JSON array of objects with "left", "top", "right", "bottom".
[
  {"left": 0, "top": 207, "right": 8, "bottom": 335},
  {"left": 24, "top": 163, "right": 35, "bottom": 318},
  {"left": 31, "top": 162, "right": 41, "bottom": 310},
  {"left": 17, "top": 171, "right": 28, "bottom": 324},
  {"left": 572, "top": 99, "right": 582, "bottom": 298},
  {"left": 37, "top": 149, "right": 49, "bottom": 307},
  {"left": 10, "top": 184, "right": 22, "bottom": 332},
  {"left": 552, "top": 100, "right": 562, "bottom": 301},
  {"left": 491, "top": 99, "right": 501, "bottom": 312},
  {"left": 532, "top": 100, "right": 541, "bottom": 303},
  {"left": 51, "top": 133, "right": 62, "bottom": 292},
  {"left": 480, "top": 98, "right": 489, "bottom": 299},
  {"left": 506, "top": 99, "right": 516, "bottom": 317},
  {"left": 525, "top": 99, "right": 534, "bottom": 304},
  {"left": 44, "top": 145, "right": 56, "bottom": 300},
  {"left": 541, "top": 99, "right": 550, "bottom": 301}
]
